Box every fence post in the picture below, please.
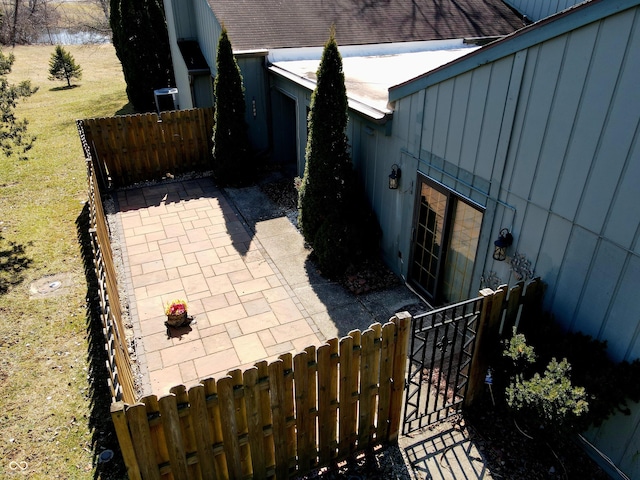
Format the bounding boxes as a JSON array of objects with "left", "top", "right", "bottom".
[
  {"left": 110, "top": 402, "right": 142, "bottom": 480},
  {"left": 388, "top": 312, "right": 411, "bottom": 442},
  {"left": 465, "top": 287, "right": 506, "bottom": 407}
]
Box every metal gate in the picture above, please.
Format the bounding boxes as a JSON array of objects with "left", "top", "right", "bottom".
[{"left": 402, "top": 297, "right": 483, "bottom": 434}]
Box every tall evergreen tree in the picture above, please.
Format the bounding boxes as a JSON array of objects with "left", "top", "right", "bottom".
[
  {"left": 298, "top": 28, "right": 352, "bottom": 246},
  {"left": 110, "top": 0, "right": 174, "bottom": 112},
  {"left": 298, "top": 28, "right": 380, "bottom": 278},
  {"left": 211, "top": 27, "right": 251, "bottom": 186},
  {"left": 48, "top": 45, "right": 82, "bottom": 88}
]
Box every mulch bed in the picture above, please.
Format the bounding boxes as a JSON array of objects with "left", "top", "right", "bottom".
[{"left": 465, "top": 396, "right": 610, "bottom": 480}]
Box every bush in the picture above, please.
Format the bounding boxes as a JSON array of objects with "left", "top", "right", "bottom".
[
  {"left": 497, "top": 317, "right": 640, "bottom": 436},
  {"left": 506, "top": 355, "right": 589, "bottom": 434}
]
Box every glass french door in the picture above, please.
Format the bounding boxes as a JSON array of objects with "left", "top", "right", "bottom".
[{"left": 409, "top": 176, "right": 483, "bottom": 304}]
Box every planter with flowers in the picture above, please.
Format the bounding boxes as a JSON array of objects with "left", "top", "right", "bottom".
[{"left": 165, "top": 299, "right": 189, "bottom": 327}]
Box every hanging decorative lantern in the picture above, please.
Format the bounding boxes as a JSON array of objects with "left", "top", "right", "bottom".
[
  {"left": 493, "top": 228, "right": 513, "bottom": 261},
  {"left": 389, "top": 164, "right": 401, "bottom": 189}
]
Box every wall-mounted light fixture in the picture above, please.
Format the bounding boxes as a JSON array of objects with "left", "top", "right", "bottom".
[
  {"left": 252, "top": 97, "right": 257, "bottom": 118},
  {"left": 493, "top": 228, "right": 513, "bottom": 261},
  {"left": 389, "top": 164, "right": 401, "bottom": 189}
]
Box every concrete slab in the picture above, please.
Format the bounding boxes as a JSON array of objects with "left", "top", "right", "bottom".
[{"left": 399, "top": 422, "right": 495, "bottom": 479}]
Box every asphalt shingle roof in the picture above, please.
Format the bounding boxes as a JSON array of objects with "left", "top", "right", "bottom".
[{"left": 207, "top": 0, "right": 525, "bottom": 51}]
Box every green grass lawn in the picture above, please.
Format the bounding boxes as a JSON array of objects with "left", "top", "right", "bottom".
[{"left": 0, "top": 44, "right": 130, "bottom": 479}]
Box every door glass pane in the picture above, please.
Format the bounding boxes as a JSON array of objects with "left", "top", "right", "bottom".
[
  {"left": 442, "top": 200, "right": 483, "bottom": 303},
  {"left": 411, "top": 183, "right": 447, "bottom": 298}
]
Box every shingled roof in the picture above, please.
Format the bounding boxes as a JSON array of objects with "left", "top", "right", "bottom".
[{"left": 207, "top": 0, "right": 525, "bottom": 51}]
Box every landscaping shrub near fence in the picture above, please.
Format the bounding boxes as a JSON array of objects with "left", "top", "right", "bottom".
[
  {"left": 77, "top": 107, "right": 214, "bottom": 190},
  {"left": 111, "top": 316, "right": 411, "bottom": 480}
]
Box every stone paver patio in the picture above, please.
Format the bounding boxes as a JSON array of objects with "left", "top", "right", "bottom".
[
  {"left": 110, "top": 175, "right": 500, "bottom": 478},
  {"left": 113, "top": 176, "right": 421, "bottom": 396}
]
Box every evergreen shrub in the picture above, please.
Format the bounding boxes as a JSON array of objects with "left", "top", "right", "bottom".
[
  {"left": 298, "top": 28, "right": 381, "bottom": 278},
  {"left": 212, "top": 27, "right": 253, "bottom": 186},
  {"left": 497, "top": 316, "right": 640, "bottom": 437}
]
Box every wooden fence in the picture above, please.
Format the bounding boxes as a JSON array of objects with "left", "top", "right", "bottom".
[
  {"left": 77, "top": 107, "right": 214, "bottom": 190},
  {"left": 465, "top": 277, "right": 544, "bottom": 406},
  {"left": 81, "top": 122, "right": 137, "bottom": 404},
  {"left": 111, "top": 315, "right": 411, "bottom": 480}
]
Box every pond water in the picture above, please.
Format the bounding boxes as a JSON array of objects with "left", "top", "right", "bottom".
[{"left": 36, "top": 29, "right": 110, "bottom": 45}]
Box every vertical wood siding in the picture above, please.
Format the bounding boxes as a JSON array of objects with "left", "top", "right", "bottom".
[
  {"left": 163, "top": 0, "right": 197, "bottom": 110},
  {"left": 193, "top": 0, "right": 222, "bottom": 75},
  {"left": 387, "top": 6, "right": 640, "bottom": 476},
  {"left": 401, "top": 6, "right": 640, "bottom": 362}
]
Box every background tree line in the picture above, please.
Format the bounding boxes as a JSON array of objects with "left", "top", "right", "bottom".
[
  {"left": 0, "top": 0, "right": 174, "bottom": 112},
  {"left": 0, "top": 0, "right": 110, "bottom": 46}
]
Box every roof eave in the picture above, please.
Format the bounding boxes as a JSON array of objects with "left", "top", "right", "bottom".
[{"left": 268, "top": 64, "right": 392, "bottom": 124}]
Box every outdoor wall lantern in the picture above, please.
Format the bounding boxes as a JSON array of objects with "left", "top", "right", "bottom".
[
  {"left": 493, "top": 228, "right": 513, "bottom": 261},
  {"left": 389, "top": 164, "right": 401, "bottom": 189}
]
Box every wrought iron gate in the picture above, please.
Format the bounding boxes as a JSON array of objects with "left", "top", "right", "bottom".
[{"left": 402, "top": 297, "right": 483, "bottom": 434}]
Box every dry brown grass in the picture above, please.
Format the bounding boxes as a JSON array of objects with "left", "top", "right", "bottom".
[{"left": 0, "top": 43, "right": 129, "bottom": 479}]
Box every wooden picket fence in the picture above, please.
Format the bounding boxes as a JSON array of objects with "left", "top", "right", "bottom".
[
  {"left": 77, "top": 107, "right": 214, "bottom": 190},
  {"left": 111, "top": 315, "right": 411, "bottom": 480},
  {"left": 80, "top": 121, "right": 137, "bottom": 404},
  {"left": 86, "top": 157, "right": 137, "bottom": 403}
]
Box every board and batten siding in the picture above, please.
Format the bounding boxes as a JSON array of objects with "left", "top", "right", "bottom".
[
  {"left": 391, "top": 5, "right": 640, "bottom": 476},
  {"left": 505, "top": 0, "right": 584, "bottom": 21},
  {"left": 349, "top": 115, "right": 413, "bottom": 277},
  {"left": 400, "top": 3, "right": 640, "bottom": 361},
  {"left": 163, "top": 0, "right": 221, "bottom": 110},
  {"left": 237, "top": 56, "right": 270, "bottom": 153},
  {"left": 192, "top": 0, "right": 222, "bottom": 76}
]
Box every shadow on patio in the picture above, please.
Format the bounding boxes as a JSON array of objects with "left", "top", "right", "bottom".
[{"left": 108, "top": 173, "right": 422, "bottom": 398}]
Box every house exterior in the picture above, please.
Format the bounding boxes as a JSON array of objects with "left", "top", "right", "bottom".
[
  {"left": 162, "top": 0, "right": 640, "bottom": 477},
  {"left": 385, "top": 2, "right": 640, "bottom": 477},
  {"left": 162, "top": 0, "right": 524, "bottom": 163}
]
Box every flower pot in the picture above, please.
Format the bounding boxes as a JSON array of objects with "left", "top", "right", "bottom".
[{"left": 166, "top": 311, "right": 188, "bottom": 327}]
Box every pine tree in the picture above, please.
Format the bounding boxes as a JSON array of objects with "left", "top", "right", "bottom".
[
  {"left": 0, "top": 49, "right": 37, "bottom": 161},
  {"left": 298, "top": 28, "right": 380, "bottom": 278},
  {"left": 211, "top": 26, "right": 252, "bottom": 186},
  {"left": 110, "top": 0, "right": 174, "bottom": 112},
  {"left": 48, "top": 46, "right": 82, "bottom": 88}
]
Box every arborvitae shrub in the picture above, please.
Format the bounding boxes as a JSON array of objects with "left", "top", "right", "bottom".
[
  {"left": 298, "top": 28, "right": 380, "bottom": 277},
  {"left": 211, "top": 27, "right": 253, "bottom": 186}
]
